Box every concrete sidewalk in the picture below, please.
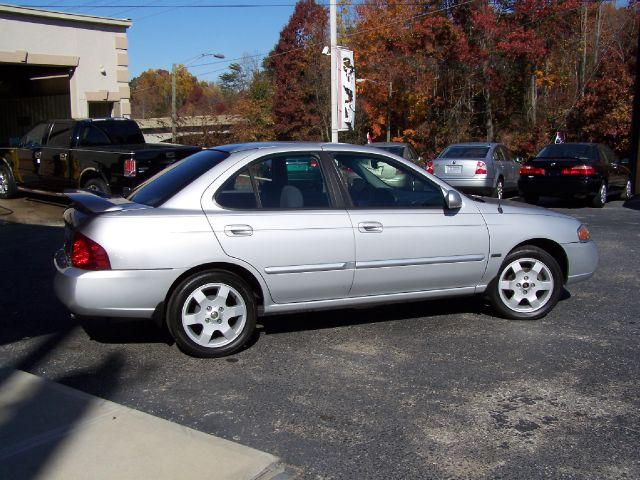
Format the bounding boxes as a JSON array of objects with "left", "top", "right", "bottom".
[{"left": 0, "top": 369, "right": 284, "bottom": 480}]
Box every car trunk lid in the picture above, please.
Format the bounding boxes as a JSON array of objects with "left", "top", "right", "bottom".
[
  {"left": 432, "top": 157, "right": 485, "bottom": 178},
  {"left": 529, "top": 158, "right": 593, "bottom": 177}
]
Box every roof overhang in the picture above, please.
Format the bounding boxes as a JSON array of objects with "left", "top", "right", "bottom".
[{"left": 0, "top": 3, "right": 132, "bottom": 28}]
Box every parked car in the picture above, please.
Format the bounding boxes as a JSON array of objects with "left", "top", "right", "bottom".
[
  {"left": 0, "top": 118, "right": 200, "bottom": 198},
  {"left": 54, "top": 142, "right": 598, "bottom": 357},
  {"left": 369, "top": 142, "right": 421, "bottom": 162},
  {"left": 518, "top": 142, "right": 633, "bottom": 207},
  {"left": 428, "top": 142, "right": 520, "bottom": 199}
]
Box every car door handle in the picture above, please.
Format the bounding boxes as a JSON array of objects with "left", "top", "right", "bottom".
[
  {"left": 358, "top": 221, "right": 383, "bottom": 233},
  {"left": 34, "top": 150, "right": 42, "bottom": 162},
  {"left": 224, "top": 224, "right": 253, "bottom": 237}
]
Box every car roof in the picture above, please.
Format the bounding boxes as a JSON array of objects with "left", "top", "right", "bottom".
[
  {"left": 369, "top": 142, "right": 409, "bottom": 147},
  {"left": 208, "top": 142, "right": 401, "bottom": 154},
  {"left": 542, "top": 142, "right": 598, "bottom": 147},
  {"left": 446, "top": 142, "right": 499, "bottom": 147}
]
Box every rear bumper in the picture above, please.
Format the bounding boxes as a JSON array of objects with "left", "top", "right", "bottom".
[
  {"left": 54, "top": 249, "right": 182, "bottom": 318},
  {"left": 519, "top": 176, "right": 601, "bottom": 198},
  {"left": 437, "top": 176, "right": 495, "bottom": 195},
  {"left": 563, "top": 240, "right": 598, "bottom": 285}
]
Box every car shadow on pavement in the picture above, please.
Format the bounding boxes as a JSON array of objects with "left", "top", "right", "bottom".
[
  {"left": 622, "top": 196, "right": 640, "bottom": 211},
  {"left": 258, "top": 295, "right": 491, "bottom": 336}
]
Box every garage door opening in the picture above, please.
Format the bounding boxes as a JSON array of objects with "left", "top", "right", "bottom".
[{"left": 0, "top": 64, "right": 71, "bottom": 146}]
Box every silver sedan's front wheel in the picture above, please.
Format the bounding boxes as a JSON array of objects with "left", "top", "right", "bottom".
[
  {"left": 498, "top": 258, "right": 554, "bottom": 313},
  {"left": 168, "top": 271, "right": 256, "bottom": 357},
  {"left": 489, "top": 246, "right": 563, "bottom": 320}
]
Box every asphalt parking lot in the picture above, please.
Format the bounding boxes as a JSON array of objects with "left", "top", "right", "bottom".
[{"left": 1, "top": 194, "right": 639, "bottom": 479}]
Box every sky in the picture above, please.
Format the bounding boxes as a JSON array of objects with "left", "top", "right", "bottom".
[{"left": 9, "top": 1, "right": 303, "bottom": 81}]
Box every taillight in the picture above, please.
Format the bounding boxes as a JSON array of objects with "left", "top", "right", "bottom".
[
  {"left": 124, "top": 157, "right": 136, "bottom": 177},
  {"left": 426, "top": 160, "right": 434, "bottom": 174},
  {"left": 309, "top": 159, "right": 319, "bottom": 168},
  {"left": 520, "top": 164, "right": 546, "bottom": 176},
  {"left": 561, "top": 165, "right": 596, "bottom": 176},
  {"left": 71, "top": 232, "right": 111, "bottom": 270},
  {"left": 475, "top": 161, "right": 487, "bottom": 175}
]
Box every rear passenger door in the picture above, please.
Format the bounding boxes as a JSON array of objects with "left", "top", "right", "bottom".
[
  {"left": 206, "top": 151, "right": 355, "bottom": 304},
  {"left": 40, "top": 121, "right": 74, "bottom": 191},
  {"left": 500, "top": 146, "right": 519, "bottom": 189}
]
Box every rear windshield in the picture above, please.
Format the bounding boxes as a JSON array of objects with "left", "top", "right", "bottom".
[
  {"left": 441, "top": 146, "right": 489, "bottom": 159},
  {"left": 374, "top": 146, "right": 404, "bottom": 156},
  {"left": 92, "top": 120, "right": 145, "bottom": 144},
  {"left": 128, "top": 150, "right": 229, "bottom": 207},
  {"left": 536, "top": 144, "right": 597, "bottom": 161}
]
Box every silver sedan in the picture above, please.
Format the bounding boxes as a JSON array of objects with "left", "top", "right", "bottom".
[{"left": 54, "top": 142, "right": 598, "bottom": 357}]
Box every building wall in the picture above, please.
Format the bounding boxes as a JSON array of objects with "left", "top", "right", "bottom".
[{"left": 0, "top": 10, "right": 131, "bottom": 119}]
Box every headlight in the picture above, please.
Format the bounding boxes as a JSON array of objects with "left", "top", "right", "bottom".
[{"left": 577, "top": 224, "right": 591, "bottom": 242}]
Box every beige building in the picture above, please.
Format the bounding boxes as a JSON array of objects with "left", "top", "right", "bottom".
[{"left": 0, "top": 4, "right": 131, "bottom": 143}]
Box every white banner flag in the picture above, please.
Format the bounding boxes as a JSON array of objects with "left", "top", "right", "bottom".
[{"left": 337, "top": 47, "right": 355, "bottom": 131}]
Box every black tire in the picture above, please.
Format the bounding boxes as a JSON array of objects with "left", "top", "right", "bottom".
[
  {"left": 590, "top": 182, "right": 607, "bottom": 208},
  {"left": 492, "top": 178, "right": 504, "bottom": 199},
  {"left": 82, "top": 177, "right": 110, "bottom": 195},
  {"left": 523, "top": 193, "right": 539, "bottom": 204},
  {"left": 488, "top": 245, "right": 564, "bottom": 320},
  {"left": 166, "top": 270, "right": 257, "bottom": 358},
  {"left": 0, "top": 161, "right": 18, "bottom": 199}
]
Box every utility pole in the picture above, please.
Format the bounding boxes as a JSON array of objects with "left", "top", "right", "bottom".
[
  {"left": 631, "top": 22, "right": 640, "bottom": 195},
  {"left": 579, "top": 1, "right": 588, "bottom": 97},
  {"left": 330, "top": 1, "right": 338, "bottom": 143},
  {"left": 387, "top": 80, "right": 392, "bottom": 142},
  {"left": 171, "top": 63, "right": 177, "bottom": 143}
]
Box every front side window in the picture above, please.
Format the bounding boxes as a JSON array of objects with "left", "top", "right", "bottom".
[
  {"left": 21, "top": 123, "right": 49, "bottom": 148},
  {"left": 216, "top": 153, "right": 331, "bottom": 209},
  {"left": 47, "top": 122, "right": 74, "bottom": 148},
  {"left": 333, "top": 153, "right": 444, "bottom": 208}
]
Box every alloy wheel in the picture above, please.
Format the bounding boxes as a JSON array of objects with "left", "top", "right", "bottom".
[
  {"left": 0, "top": 169, "right": 8, "bottom": 195},
  {"left": 181, "top": 283, "right": 247, "bottom": 348},
  {"left": 625, "top": 180, "right": 632, "bottom": 199},
  {"left": 496, "top": 181, "right": 504, "bottom": 200},
  {"left": 497, "top": 257, "right": 555, "bottom": 313},
  {"left": 599, "top": 183, "right": 607, "bottom": 205}
]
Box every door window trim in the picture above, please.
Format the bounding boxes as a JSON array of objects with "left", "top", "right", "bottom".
[
  {"left": 213, "top": 151, "right": 343, "bottom": 211},
  {"left": 326, "top": 151, "right": 446, "bottom": 210}
]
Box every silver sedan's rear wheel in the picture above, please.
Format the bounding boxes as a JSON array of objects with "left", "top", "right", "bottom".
[
  {"left": 181, "top": 283, "right": 247, "bottom": 348},
  {"left": 167, "top": 270, "right": 256, "bottom": 357},
  {"left": 489, "top": 245, "right": 563, "bottom": 320}
]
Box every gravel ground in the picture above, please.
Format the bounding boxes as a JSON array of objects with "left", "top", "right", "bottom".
[{"left": 1, "top": 195, "right": 639, "bottom": 479}]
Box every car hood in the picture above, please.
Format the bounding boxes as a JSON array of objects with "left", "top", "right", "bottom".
[{"left": 469, "top": 196, "right": 570, "bottom": 219}]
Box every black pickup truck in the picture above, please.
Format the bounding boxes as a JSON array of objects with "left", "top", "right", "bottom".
[{"left": 0, "top": 118, "right": 200, "bottom": 198}]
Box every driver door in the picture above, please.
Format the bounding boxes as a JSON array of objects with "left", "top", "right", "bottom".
[
  {"left": 16, "top": 122, "right": 51, "bottom": 188},
  {"left": 329, "top": 152, "right": 489, "bottom": 297}
]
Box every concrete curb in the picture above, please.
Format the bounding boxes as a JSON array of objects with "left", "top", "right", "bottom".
[{"left": 0, "top": 369, "right": 284, "bottom": 480}]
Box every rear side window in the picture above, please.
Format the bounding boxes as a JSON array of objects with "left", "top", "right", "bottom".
[
  {"left": 46, "top": 123, "right": 74, "bottom": 148},
  {"left": 129, "top": 150, "right": 229, "bottom": 207},
  {"left": 78, "top": 125, "right": 111, "bottom": 147},
  {"left": 441, "top": 146, "right": 489, "bottom": 159},
  {"left": 93, "top": 120, "right": 144, "bottom": 144}
]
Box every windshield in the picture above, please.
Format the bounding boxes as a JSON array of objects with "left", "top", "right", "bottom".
[
  {"left": 441, "top": 146, "right": 489, "bottom": 159},
  {"left": 374, "top": 146, "right": 404, "bottom": 157},
  {"left": 93, "top": 120, "right": 145, "bottom": 144},
  {"left": 536, "top": 144, "right": 597, "bottom": 161},
  {"left": 129, "top": 150, "right": 229, "bottom": 207}
]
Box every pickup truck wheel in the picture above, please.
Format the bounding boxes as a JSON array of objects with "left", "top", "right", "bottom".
[
  {"left": 167, "top": 270, "right": 257, "bottom": 358},
  {"left": 0, "top": 162, "right": 17, "bottom": 199},
  {"left": 488, "top": 245, "right": 563, "bottom": 320},
  {"left": 82, "top": 178, "right": 110, "bottom": 195}
]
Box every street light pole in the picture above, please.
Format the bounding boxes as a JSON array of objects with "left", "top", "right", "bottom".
[
  {"left": 171, "top": 63, "right": 177, "bottom": 143},
  {"left": 387, "top": 80, "right": 392, "bottom": 142},
  {"left": 330, "top": 2, "right": 338, "bottom": 143},
  {"left": 170, "top": 52, "right": 224, "bottom": 144}
]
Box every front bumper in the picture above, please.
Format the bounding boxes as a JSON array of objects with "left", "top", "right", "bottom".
[
  {"left": 54, "top": 248, "right": 182, "bottom": 318},
  {"left": 563, "top": 240, "right": 598, "bottom": 285},
  {"left": 519, "top": 176, "right": 601, "bottom": 198}
]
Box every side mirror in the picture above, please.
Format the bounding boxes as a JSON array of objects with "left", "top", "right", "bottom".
[
  {"left": 445, "top": 190, "right": 463, "bottom": 209},
  {"left": 621, "top": 158, "right": 629, "bottom": 165}
]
